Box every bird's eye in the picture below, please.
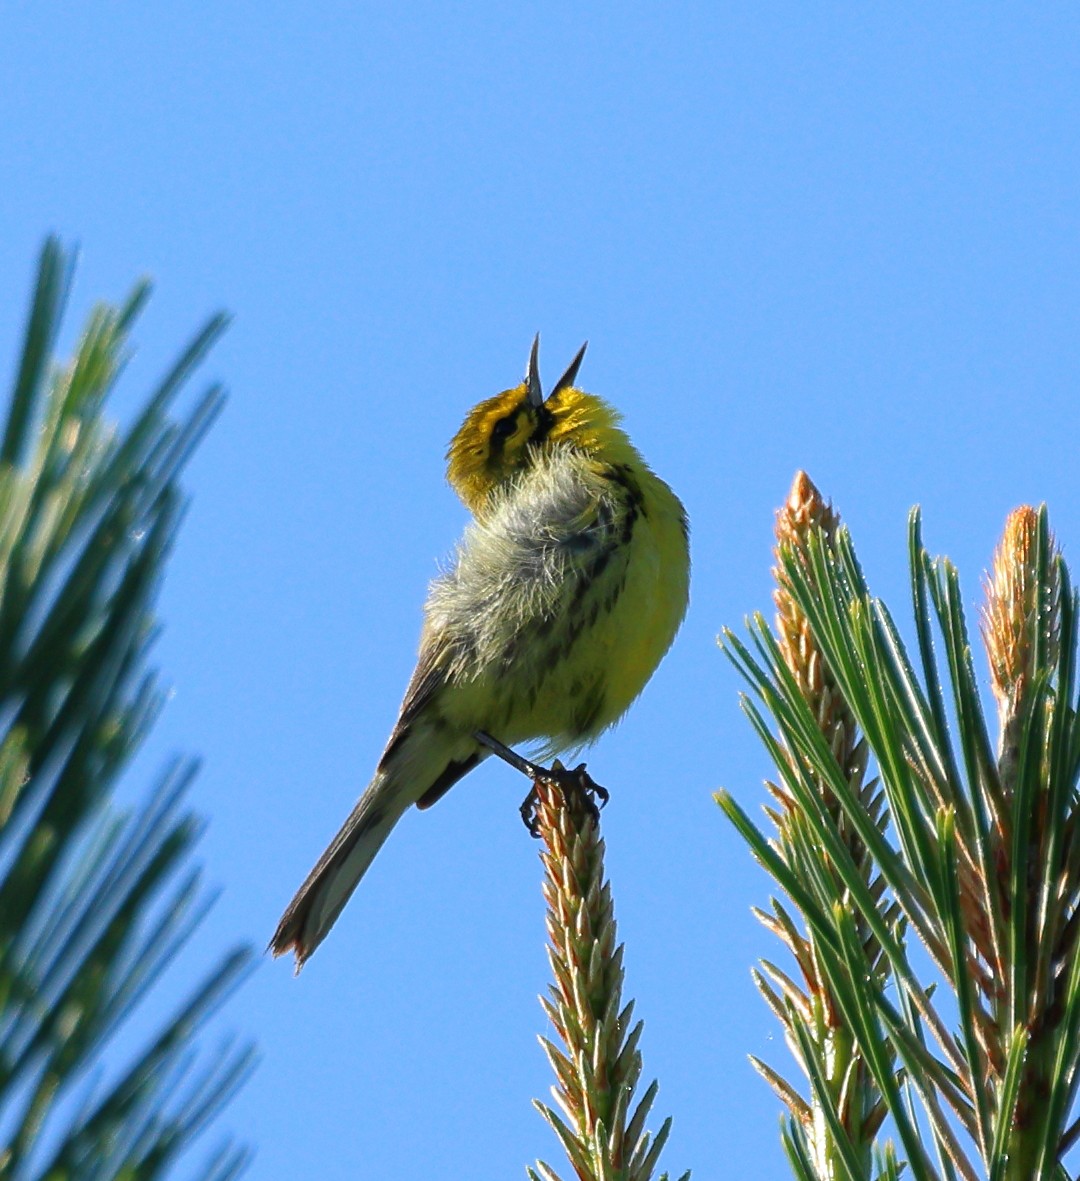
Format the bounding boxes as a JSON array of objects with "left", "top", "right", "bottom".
[{"left": 491, "top": 414, "right": 517, "bottom": 441}]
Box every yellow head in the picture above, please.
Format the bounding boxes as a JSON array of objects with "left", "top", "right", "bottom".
[{"left": 446, "top": 338, "right": 637, "bottom": 515}]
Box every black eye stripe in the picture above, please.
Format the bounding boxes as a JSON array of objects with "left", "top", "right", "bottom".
[
  {"left": 491, "top": 413, "right": 518, "bottom": 441},
  {"left": 530, "top": 404, "right": 555, "bottom": 444}
]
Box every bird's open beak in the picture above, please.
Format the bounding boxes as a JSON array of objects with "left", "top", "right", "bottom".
[
  {"left": 550, "top": 341, "right": 588, "bottom": 397},
  {"left": 525, "top": 336, "right": 589, "bottom": 407},
  {"left": 525, "top": 334, "right": 544, "bottom": 408}
]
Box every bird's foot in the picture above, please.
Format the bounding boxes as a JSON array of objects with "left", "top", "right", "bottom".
[
  {"left": 518, "top": 760, "right": 609, "bottom": 838},
  {"left": 474, "top": 731, "right": 608, "bottom": 838}
]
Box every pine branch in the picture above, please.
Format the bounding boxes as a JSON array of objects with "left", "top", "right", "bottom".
[
  {"left": 722, "top": 470, "right": 1080, "bottom": 1179},
  {"left": 528, "top": 774, "right": 688, "bottom": 1181},
  {"left": 0, "top": 238, "right": 254, "bottom": 1181}
]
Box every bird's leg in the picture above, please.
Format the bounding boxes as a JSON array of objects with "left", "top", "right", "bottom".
[
  {"left": 474, "top": 731, "right": 547, "bottom": 779},
  {"left": 474, "top": 731, "right": 609, "bottom": 838}
]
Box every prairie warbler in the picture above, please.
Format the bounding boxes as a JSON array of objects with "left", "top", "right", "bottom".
[{"left": 272, "top": 338, "right": 689, "bottom": 967}]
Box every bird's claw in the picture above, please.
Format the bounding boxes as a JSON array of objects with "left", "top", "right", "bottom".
[
  {"left": 472, "top": 733, "right": 609, "bottom": 837},
  {"left": 518, "top": 760, "right": 609, "bottom": 838},
  {"left": 520, "top": 788, "right": 542, "bottom": 838}
]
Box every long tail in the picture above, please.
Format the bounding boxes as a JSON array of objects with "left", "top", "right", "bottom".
[{"left": 270, "top": 770, "right": 410, "bottom": 969}]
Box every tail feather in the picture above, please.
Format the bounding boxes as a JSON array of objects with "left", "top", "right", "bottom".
[{"left": 270, "top": 771, "right": 408, "bottom": 968}]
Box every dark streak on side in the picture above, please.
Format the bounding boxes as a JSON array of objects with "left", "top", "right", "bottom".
[{"left": 571, "top": 680, "right": 606, "bottom": 734}]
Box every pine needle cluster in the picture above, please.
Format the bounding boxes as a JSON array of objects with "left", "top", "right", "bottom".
[
  {"left": 720, "top": 470, "right": 1080, "bottom": 1180},
  {"left": 528, "top": 776, "right": 688, "bottom": 1181},
  {"left": 0, "top": 240, "right": 253, "bottom": 1181}
]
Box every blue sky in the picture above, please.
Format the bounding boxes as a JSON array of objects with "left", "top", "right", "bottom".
[{"left": 3, "top": 4, "right": 1080, "bottom": 1178}]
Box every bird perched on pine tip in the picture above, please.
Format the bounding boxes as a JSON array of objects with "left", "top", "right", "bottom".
[{"left": 271, "top": 337, "right": 690, "bottom": 968}]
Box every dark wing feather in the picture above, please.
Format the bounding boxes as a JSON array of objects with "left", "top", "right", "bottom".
[{"left": 377, "top": 640, "right": 448, "bottom": 771}]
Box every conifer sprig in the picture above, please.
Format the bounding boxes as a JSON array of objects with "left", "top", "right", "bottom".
[
  {"left": 528, "top": 775, "right": 688, "bottom": 1181},
  {"left": 720, "top": 470, "right": 1080, "bottom": 1180},
  {"left": 0, "top": 238, "right": 253, "bottom": 1181},
  {"left": 737, "top": 471, "right": 890, "bottom": 1179}
]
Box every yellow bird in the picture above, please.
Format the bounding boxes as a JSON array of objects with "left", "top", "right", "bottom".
[{"left": 271, "top": 338, "right": 689, "bottom": 967}]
